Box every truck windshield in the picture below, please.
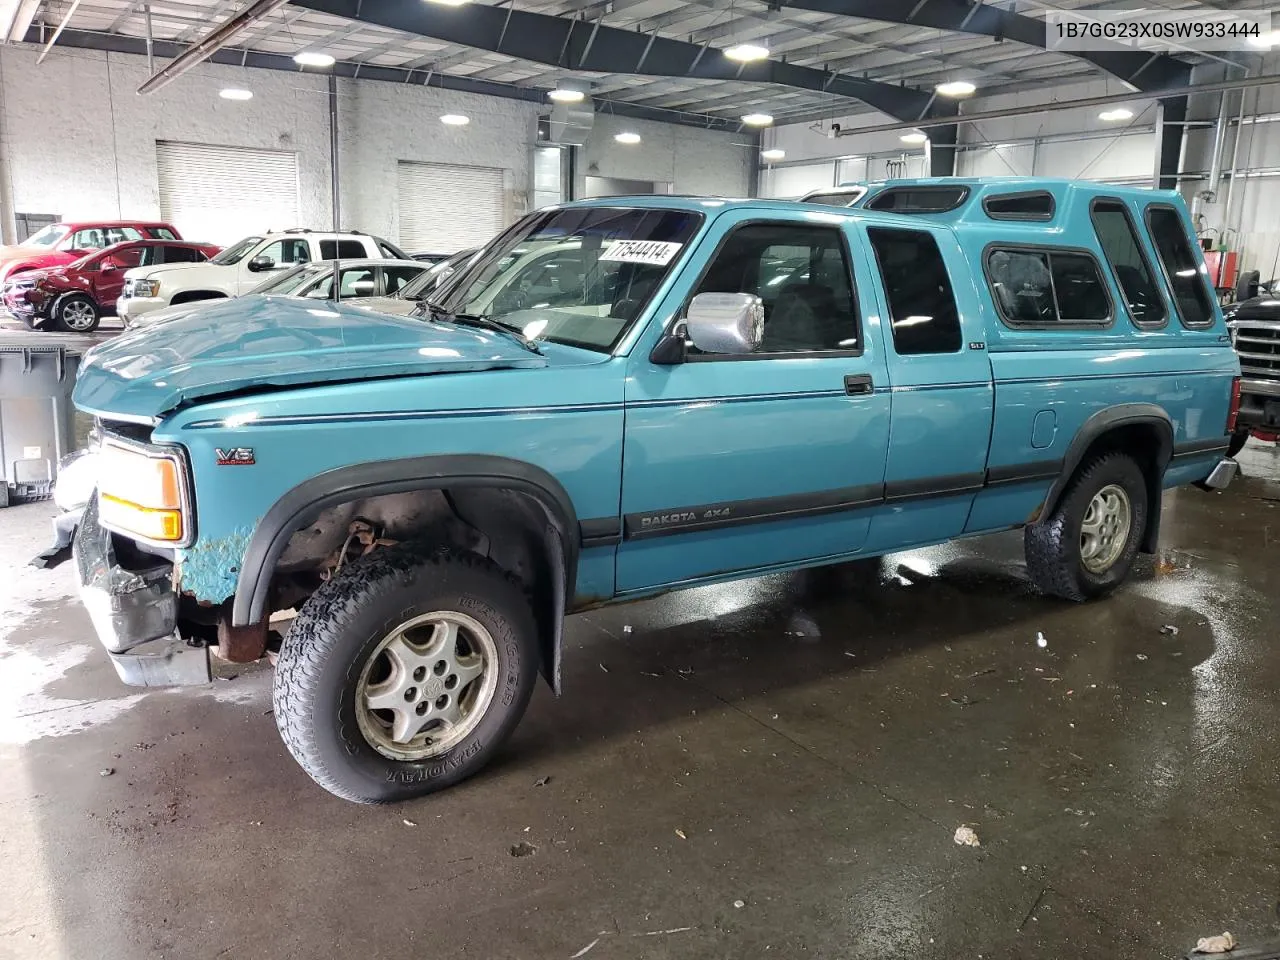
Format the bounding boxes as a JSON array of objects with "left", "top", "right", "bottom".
[
  {"left": 210, "top": 236, "right": 263, "bottom": 265},
  {"left": 437, "top": 207, "right": 703, "bottom": 352}
]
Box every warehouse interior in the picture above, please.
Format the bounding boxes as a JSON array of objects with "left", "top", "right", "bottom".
[{"left": 2, "top": 1, "right": 1280, "bottom": 958}]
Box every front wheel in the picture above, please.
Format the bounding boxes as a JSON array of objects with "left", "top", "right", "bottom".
[
  {"left": 54, "top": 295, "right": 100, "bottom": 332},
  {"left": 273, "top": 545, "right": 539, "bottom": 803},
  {"left": 1025, "top": 451, "right": 1148, "bottom": 601}
]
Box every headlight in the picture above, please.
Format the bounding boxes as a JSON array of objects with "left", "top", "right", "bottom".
[
  {"left": 96, "top": 439, "right": 191, "bottom": 545},
  {"left": 132, "top": 279, "right": 160, "bottom": 298}
]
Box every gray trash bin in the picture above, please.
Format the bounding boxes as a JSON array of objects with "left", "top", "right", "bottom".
[{"left": 0, "top": 335, "right": 87, "bottom": 507}]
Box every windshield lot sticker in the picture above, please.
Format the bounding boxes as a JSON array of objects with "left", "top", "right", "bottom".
[{"left": 600, "top": 240, "right": 683, "bottom": 266}]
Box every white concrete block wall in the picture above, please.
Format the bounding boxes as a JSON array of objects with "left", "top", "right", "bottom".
[
  {"left": 0, "top": 45, "right": 332, "bottom": 233},
  {"left": 579, "top": 113, "right": 752, "bottom": 197},
  {"left": 0, "top": 43, "right": 754, "bottom": 247},
  {"left": 336, "top": 78, "right": 542, "bottom": 242}
]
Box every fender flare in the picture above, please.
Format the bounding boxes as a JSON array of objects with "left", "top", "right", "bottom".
[
  {"left": 1039, "top": 403, "right": 1173, "bottom": 553},
  {"left": 231, "top": 455, "right": 579, "bottom": 690}
]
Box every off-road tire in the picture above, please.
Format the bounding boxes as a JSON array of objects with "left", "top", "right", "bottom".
[
  {"left": 273, "top": 544, "right": 538, "bottom": 803},
  {"left": 54, "top": 295, "right": 100, "bottom": 332},
  {"left": 1024, "top": 451, "right": 1148, "bottom": 602}
]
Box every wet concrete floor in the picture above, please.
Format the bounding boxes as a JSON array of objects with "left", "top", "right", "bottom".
[{"left": 2, "top": 444, "right": 1279, "bottom": 960}]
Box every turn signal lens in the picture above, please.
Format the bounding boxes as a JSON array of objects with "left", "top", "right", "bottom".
[
  {"left": 99, "top": 495, "right": 184, "bottom": 542},
  {"left": 1227, "top": 376, "right": 1242, "bottom": 435},
  {"left": 97, "top": 442, "right": 187, "bottom": 542}
]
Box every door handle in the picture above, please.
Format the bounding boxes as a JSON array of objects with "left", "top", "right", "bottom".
[{"left": 844, "top": 374, "right": 874, "bottom": 396}]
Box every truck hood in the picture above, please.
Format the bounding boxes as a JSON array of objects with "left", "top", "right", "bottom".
[{"left": 74, "top": 295, "right": 547, "bottom": 420}]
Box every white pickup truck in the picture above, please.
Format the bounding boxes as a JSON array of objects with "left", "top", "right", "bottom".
[{"left": 117, "top": 229, "right": 409, "bottom": 324}]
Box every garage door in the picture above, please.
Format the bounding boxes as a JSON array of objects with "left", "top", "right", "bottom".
[
  {"left": 397, "top": 161, "right": 504, "bottom": 253},
  {"left": 156, "top": 141, "right": 300, "bottom": 245}
]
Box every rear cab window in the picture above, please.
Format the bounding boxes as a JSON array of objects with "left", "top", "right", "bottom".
[
  {"left": 1145, "top": 204, "right": 1216, "bottom": 328},
  {"left": 982, "top": 191, "right": 1054, "bottom": 221},
  {"left": 866, "top": 226, "right": 962, "bottom": 354},
  {"left": 864, "top": 186, "right": 969, "bottom": 214},
  {"left": 1090, "top": 198, "right": 1167, "bottom": 327},
  {"left": 984, "top": 246, "right": 1111, "bottom": 328}
]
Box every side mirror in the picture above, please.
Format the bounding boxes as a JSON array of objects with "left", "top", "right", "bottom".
[
  {"left": 247, "top": 255, "right": 276, "bottom": 273},
  {"left": 685, "top": 292, "right": 764, "bottom": 355},
  {"left": 349, "top": 280, "right": 376, "bottom": 296}
]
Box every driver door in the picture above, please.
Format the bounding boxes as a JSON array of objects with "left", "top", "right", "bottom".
[{"left": 616, "top": 212, "right": 892, "bottom": 592}]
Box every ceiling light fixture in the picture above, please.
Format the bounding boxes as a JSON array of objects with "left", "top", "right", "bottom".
[
  {"left": 724, "top": 42, "right": 769, "bottom": 62},
  {"left": 219, "top": 88, "right": 253, "bottom": 100},
  {"left": 615, "top": 131, "right": 641, "bottom": 144},
  {"left": 761, "top": 148, "right": 785, "bottom": 161},
  {"left": 935, "top": 80, "right": 977, "bottom": 97},
  {"left": 549, "top": 88, "right": 586, "bottom": 103},
  {"left": 1099, "top": 108, "right": 1134, "bottom": 122},
  {"left": 424, "top": 0, "right": 471, "bottom": 6},
  {"left": 741, "top": 113, "right": 774, "bottom": 126},
  {"left": 440, "top": 114, "right": 470, "bottom": 125},
  {"left": 293, "top": 51, "right": 335, "bottom": 67},
  {"left": 900, "top": 131, "right": 928, "bottom": 144}
]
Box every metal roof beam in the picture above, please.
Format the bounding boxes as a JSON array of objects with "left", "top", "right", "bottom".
[
  {"left": 289, "top": 0, "right": 954, "bottom": 122},
  {"left": 776, "top": 0, "right": 1192, "bottom": 91},
  {"left": 19, "top": 27, "right": 744, "bottom": 131}
]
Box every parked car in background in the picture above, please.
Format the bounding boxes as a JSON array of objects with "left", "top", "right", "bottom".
[
  {"left": 125, "top": 259, "right": 429, "bottom": 329},
  {"left": 354, "top": 248, "right": 478, "bottom": 318},
  {"left": 116, "top": 230, "right": 410, "bottom": 324},
  {"left": 1224, "top": 293, "right": 1280, "bottom": 453},
  {"left": 3, "top": 239, "right": 220, "bottom": 332},
  {"left": 0, "top": 220, "right": 182, "bottom": 284}
]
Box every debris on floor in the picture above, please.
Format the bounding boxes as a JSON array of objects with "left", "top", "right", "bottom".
[
  {"left": 1192, "top": 931, "right": 1236, "bottom": 954},
  {"left": 675, "top": 828, "right": 686, "bottom": 840},
  {"left": 1161, "top": 624, "right": 1180, "bottom": 636},
  {"left": 510, "top": 841, "right": 537, "bottom": 857},
  {"left": 99, "top": 767, "right": 114, "bottom": 777},
  {"left": 402, "top": 818, "right": 417, "bottom": 827},
  {"left": 598, "top": 663, "right": 609, "bottom": 673},
  {"left": 1036, "top": 632, "right": 1048, "bottom": 649},
  {"left": 733, "top": 899, "right": 745, "bottom": 909},
  {"left": 570, "top": 936, "right": 601, "bottom": 958},
  {"left": 1137, "top": 653, "right": 1149, "bottom": 661},
  {"left": 622, "top": 625, "right": 633, "bottom": 633},
  {"left": 954, "top": 825, "right": 981, "bottom": 847},
  {"left": 535, "top": 776, "right": 552, "bottom": 787}
]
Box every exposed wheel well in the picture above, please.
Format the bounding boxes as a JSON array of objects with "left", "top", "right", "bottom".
[
  {"left": 1046, "top": 418, "right": 1171, "bottom": 554},
  {"left": 170, "top": 290, "right": 227, "bottom": 305},
  {"left": 237, "top": 467, "right": 575, "bottom": 693}
]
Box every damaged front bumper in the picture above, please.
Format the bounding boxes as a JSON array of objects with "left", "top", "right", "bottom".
[{"left": 72, "top": 496, "right": 210, "bottom": 687}]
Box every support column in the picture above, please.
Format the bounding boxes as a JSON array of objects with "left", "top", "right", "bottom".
[
  {"left": 1153, "top": 96, "right": 1187, "bottom": 191},
  {"left": 328, "top": 72, "right": 341, "bottom": 231},
  {"left": 928, "top": 123, "right": 957, "bottom": 177}
]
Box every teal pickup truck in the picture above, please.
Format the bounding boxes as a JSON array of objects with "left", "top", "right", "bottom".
[{"left": 53, "top": 178, "right": 1240, "bottom": 803}]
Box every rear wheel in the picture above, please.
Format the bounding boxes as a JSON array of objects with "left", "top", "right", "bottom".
[
  {"left": 1025, "top": 451, "right": 1148, "bottom": 601},
  {"left": 273, "top": 544, "right": 538, "bottom": 803},
  {"left": 54, "top": 295, "right": 100, "bottom": 332}
]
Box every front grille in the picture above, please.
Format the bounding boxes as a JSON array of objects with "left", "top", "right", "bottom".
[{"left": 1234, "top": 322, "right": 1280, "bottom": 381}]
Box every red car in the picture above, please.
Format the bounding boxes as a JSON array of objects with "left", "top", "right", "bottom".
[
  {"left": 3, "top": 239, "right": 220, "bottom": 332},
  {"left": 0, "top": 220, "right": 182, "bottom": 286}
]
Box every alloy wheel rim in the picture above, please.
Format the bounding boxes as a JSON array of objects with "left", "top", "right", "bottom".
[
  {"left": 354, "top": 610, "right": 498, "bottom": 762},
  {"left": 1079, "top": 483, "right": 1131, "bottom": 574},
  {"left": 62, "top": 301, "right": 95, "bottom": 330}
]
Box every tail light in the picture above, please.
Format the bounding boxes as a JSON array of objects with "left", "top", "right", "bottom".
[{"left": 1226, "top": 376, "right": 1242, "bottom": 435}]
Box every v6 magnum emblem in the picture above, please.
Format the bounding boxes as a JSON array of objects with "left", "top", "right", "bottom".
[{"left": 215, "top": 447, "right": 255, "bottom": 466}]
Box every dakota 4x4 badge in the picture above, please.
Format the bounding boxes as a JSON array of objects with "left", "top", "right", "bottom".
[{"left": 215, "top": 447, "right": 255, "bottom": 466}]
